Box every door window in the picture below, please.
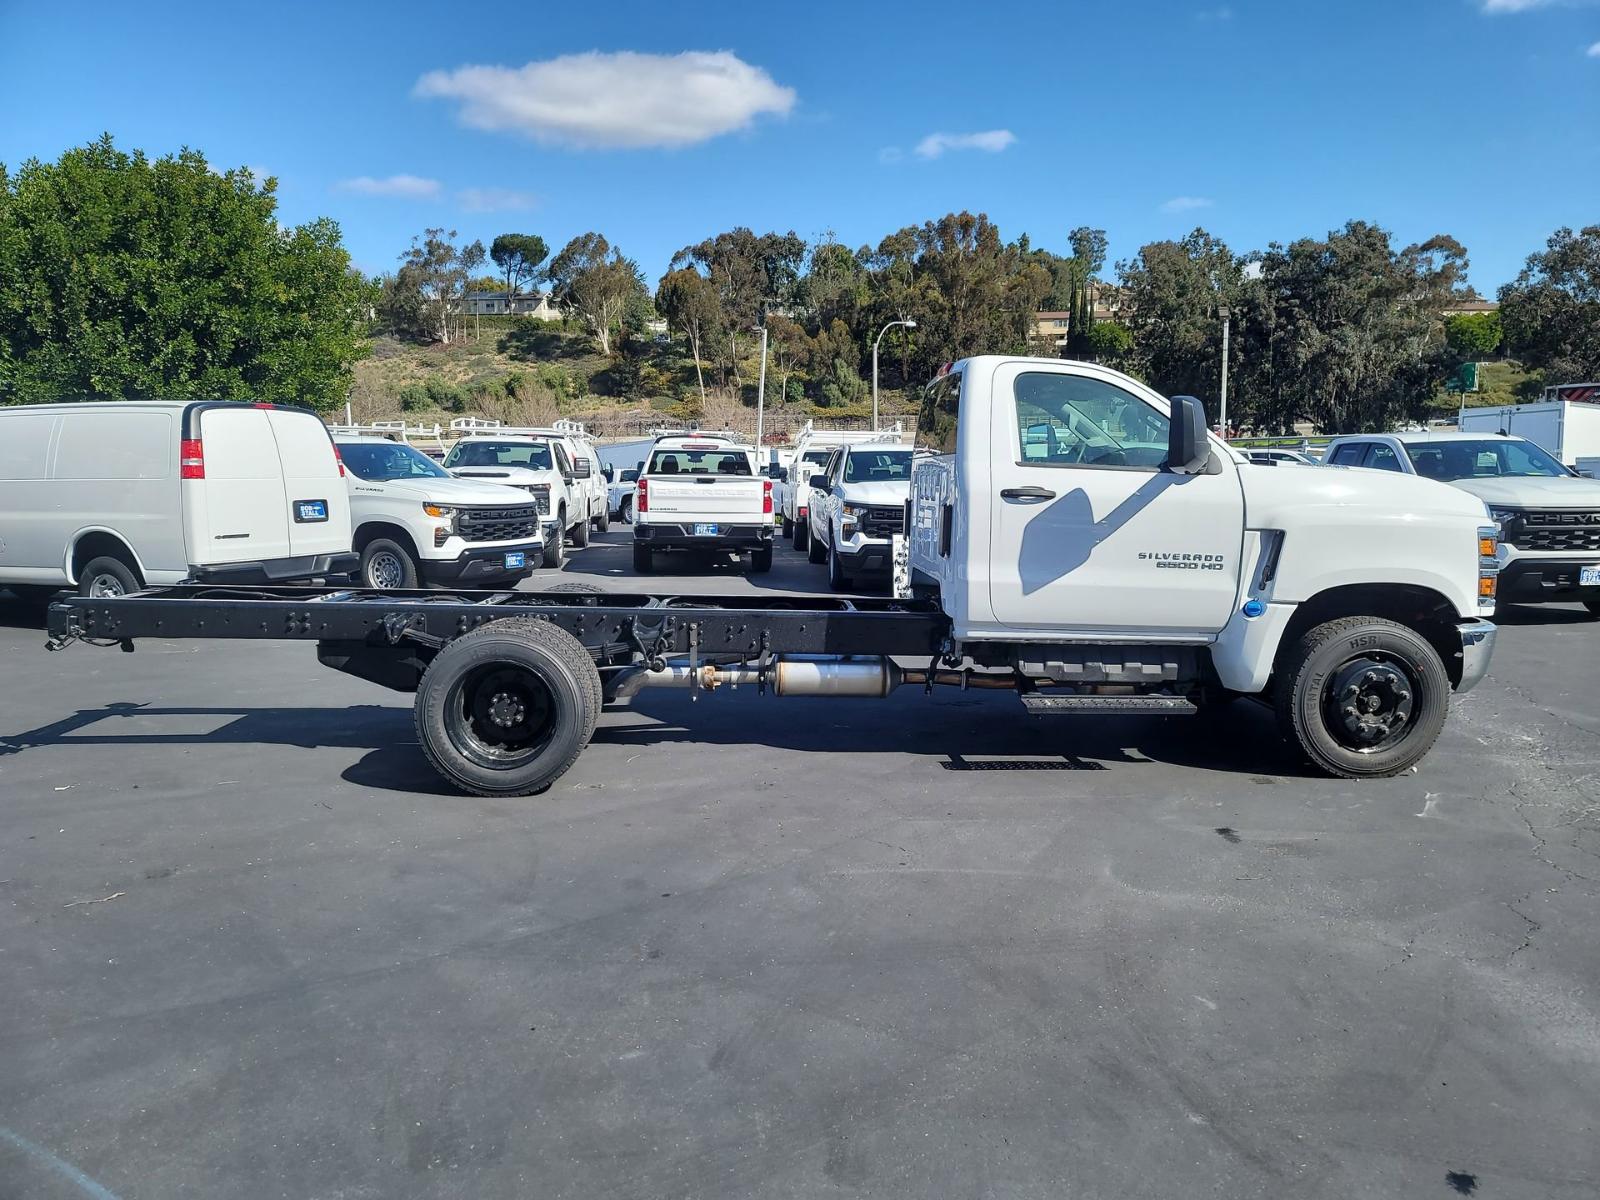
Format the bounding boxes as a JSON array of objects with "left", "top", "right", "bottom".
[
  {"left": 1328, "top": 443, "right": 1367, "bottom": 466},
  {"left": 1362, "top": 444, "right": 1404, "bottom": 472},
  {"left": 1011, "top": 372, "right": 1168, "bottom": 469}
]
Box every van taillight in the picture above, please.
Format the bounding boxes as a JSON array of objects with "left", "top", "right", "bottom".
[
  {"left": 636, "top": 478, "right": 649, "bottom": 513},
  {"left": 180, "top": 439, "right": 205, "bottom": 479},
  {"left": 332, "top": 442, "right": 345, "bottom": 477},
  {"left": 762, "top": 479, "right": 773, "bottom": 515}
]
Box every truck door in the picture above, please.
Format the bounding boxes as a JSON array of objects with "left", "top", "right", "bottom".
[
  {"left": 986, "top": 362, "right": 1245, "bottom": 636},
  {"left": 192, "top": 406, "right": 292, "bottom": 564}
]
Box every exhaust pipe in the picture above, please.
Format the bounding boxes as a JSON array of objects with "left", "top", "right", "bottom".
[{"left": 609, "top": 656, "right": 1024, "bottom": 701}]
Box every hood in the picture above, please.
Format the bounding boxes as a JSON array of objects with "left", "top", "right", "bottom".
[
  {"left": 1243, "top": 463, "right": 1489, "bottom": 525},
  {"left": 372, "top": 476, "right": 539, "bottom": 506},
  {"left": 1444, "top": 474, "right": 1600, "bottom": 509},
  {"left": 449, "top": 465, "right": 557, "bottom": 486},
  {"left": 836, "top": 479, "right": 912, "bottom": 506}
]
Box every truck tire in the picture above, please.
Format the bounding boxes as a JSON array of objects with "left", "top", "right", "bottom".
[
  {"left": 542, "top": 518, "right": 566, "bottom": 568},
  {"left": 570, "top": 509, "right": 590, "bottom": 548},
  {"left": 1585, "top": 600, "right": 1600, "bottom": 620},
  {"left": 77, "top": 554, "right": 140, "bottom": 598},
  {"left": 793, "top": 520, "right": 809, "bottom": 552},
  {"left": 807, "top": 529, "right": 827, "bottom": 564},
  {"left": 632, "top": 542, "right": 653, "bottom": 574},
  {"left": 749, "top": 546, "right": 773, "bottom": 574},
  {"left": 781, "top": 516, "right": 793, "bottom": 538},
  {"left": 620, "top": 497, "right": 633, "bottom": 525},
  {"left": 414, "top": 617, "right": 601, "bottom": 797},
  {"left": 594, "top": 505, "right": 610, "bottom": 534},
  {"left": 827, "top": 541, "right": 851, "bottom": 591},
  {"left": 359, "top": 539, "right": 418, "bottom": 590},
  {"left": 1275, "top": 616, "right": 1450, "bottom": 779}
]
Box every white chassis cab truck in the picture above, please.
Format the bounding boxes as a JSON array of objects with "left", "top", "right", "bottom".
[{"left": 48, "top": 357, "right": 1498, "bottom": 797}]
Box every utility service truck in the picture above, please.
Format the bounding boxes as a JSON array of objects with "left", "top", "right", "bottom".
[{"left": 47, "top": 357, "right": 1499, "bottom": 797}]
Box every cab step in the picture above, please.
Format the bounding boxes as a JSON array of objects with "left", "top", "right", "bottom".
[{"left": 1020, "top": 694, "right": 1197, "bottom": 715}]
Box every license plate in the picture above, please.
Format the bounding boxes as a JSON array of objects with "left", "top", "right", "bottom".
[
  {"left": 293, "top": 499, "right": 328, "bottom": 522},
  {"left": 1581, "top": 565, "right": 1600, "bottom": 587},
  {"left": 693, "top": 523, "right": 720, "bottom": 537},
  {"left": 504, "top": 552, "right": 526, "bottom": 570}
]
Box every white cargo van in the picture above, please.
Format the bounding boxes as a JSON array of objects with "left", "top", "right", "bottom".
[{"left": 0, "top": 400, "right": 355, "bottom": 599}]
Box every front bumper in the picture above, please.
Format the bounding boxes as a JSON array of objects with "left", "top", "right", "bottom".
[
  {"left": 835, "top": 535, "right": 895, "bottom": 576},
  {"left": 634, "top": 523, "right": 775, "bottom": 551},
  {"left": 1455, "top": 619, "right": 1497, "bottom": 694},
  {"left": 419, "top": 540, "right": 542, "bottom": 584},
  {"left": 1497, "top": 556, "right": 1600, "bottom": 603}
]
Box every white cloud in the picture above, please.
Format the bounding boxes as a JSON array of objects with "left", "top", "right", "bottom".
[
  {"left": 1587, "top": 39, "right": 1600, "bottom": 55},
  {"left": 913, "top": 130, "right": 1017, "bottom": 159},
  {"left": 1479, "top": 0, "right": 1573, "bottom": 11},
  {"left": 1195, "top": 6, "right": 1234, "bottom": 20},
  {"left": 457, "top": 187, "right": 538, "bottom": 213},
  {"left": 334, "top": 174, "right": 441, "bottom": 198},
  {"left": 1162, "top": 196, "right": 1214, "bottom": 213},
  {"left": 414, "top": 50, "right": 795, "bottom": 149}
]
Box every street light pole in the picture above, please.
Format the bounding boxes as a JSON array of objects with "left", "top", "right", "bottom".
[
  {"left": 872, "top": 318, "right": 918, "bottom": 433},
  {"left": 752, "top": 324, "right": 770, "bottom": 463},
  {"left": 1217, "top": 306, "right": 1232, "bottom": 437}
]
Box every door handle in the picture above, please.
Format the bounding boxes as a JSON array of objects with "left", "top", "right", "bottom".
[{"left": 1000, "top": 486, "right": 1056, "bottom": 502}]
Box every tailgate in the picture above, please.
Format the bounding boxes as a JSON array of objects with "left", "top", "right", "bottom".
[{"left": 646, "top": 477, "right": 764, "bottom": 520}]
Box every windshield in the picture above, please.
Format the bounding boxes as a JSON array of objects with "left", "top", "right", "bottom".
[
  {"left": 340, "top": 442, "right": 449, "bottom": 481},
  {"left": 444, "top": 441, "right": 553, "bottom": 471},
  {"left": 1409, "top": 439, "right": 1568, "bottom": 481},
  {"left": 648, "top": 449, "right": 753, "bottom": 476},
  {"left": 844, "top": 449, "right": 913, "bottom": 483},
  {"left": 801, "top": 450, "right": 833, "bottom": 466}
]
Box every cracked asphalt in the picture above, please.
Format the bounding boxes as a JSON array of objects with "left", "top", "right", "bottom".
[{"left": 1, "top": 538, "right": 1597, "bottom": 1199}]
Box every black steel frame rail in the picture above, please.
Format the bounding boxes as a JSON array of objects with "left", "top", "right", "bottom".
[{"left": 47, "top": 585, "right": 951, "bottom": 661}]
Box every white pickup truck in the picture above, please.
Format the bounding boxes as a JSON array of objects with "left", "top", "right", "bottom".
[
  {"left": 805, "top": 442, "right": 917, "bottom": 591},
  {"left": 442, "top": 433, "right": 599, "bottom": 567},
  {"left": 632, "top": 435, "right": 774, "bottom": 573},
  {"left": 779, "top": 423, "right": 904, "bottom": 551},
  {"left": 51, "top": 355, "right": 1499, "bottom": 796}
]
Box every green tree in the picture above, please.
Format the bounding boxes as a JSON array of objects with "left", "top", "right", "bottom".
[
  {"left": 547, "top": 233, "right": 646, "bottom": 356},
  {"left": 0, "top": 135, "right": 368, "bottom": 409},
  {"left": 398, "top": 228, "right": 485, "bottom": 345},
  {"left": 1444, "top": 311, "right": 1502, "bottom": 360},
  {"left": 489, "top": 233, "right": 548, "bottom": 303},
  {"left": 1498, "top": 226, "right": 1600, "bottom": 383},
  {"left": 1116, "top": 228, "right": 1242, "bottom": 414},
  {"left": 656, "top": 267, "right": 722, "bottom": 404},
  {"left": 670, "top": 228, "right": 808, "bottom": 385},
  {"left": 1084, "top": 320, "right": 1133, "bottom": 365}
]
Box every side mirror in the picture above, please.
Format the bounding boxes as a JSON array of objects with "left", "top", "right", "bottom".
[
  {"left": 601, "top": 466, "right": 614, "bottom": 482},
  {"left": 571, "top": 458, "right": 592, "bottom": 480},
  {"left": 1166, "top": 395, "right": 1211, "bottom": 475},
  {"left": 809, "top": 474, "right": 829, "bottom": 490}
]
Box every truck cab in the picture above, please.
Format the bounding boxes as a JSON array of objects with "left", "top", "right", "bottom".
[
  {"left": 442, "top": 433, "right": 596, "bottom": 567},
  {"left": 806, "top": 441, "right": 917, "bottom": 591}
]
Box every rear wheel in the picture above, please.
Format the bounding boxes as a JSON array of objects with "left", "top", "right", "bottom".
[
  {"left": 77, "top": 555, "right": 140, "bottom": 598},
  {"left": 793, "top": 520, "right": 809, "bottom": 552},
  {"left": 1275, "top": 616, "right": 1450, "bottom": 779},
  {"left": 781, "top": 516, "right": 793, "bottom": 538},
  {"left": 1584, "top": 600, "right": 1600, "bottom": 620},
  {"left": 414, "top": 618, "right": 600, "bottom": 796},
  {"left": 749, "top": 546, "right": 773, "bottom": 574},
  {"left": 542, "top": 516, "right": 566, "bottom": 568},
  {"left": 359, "top": 539, "right": 418, "bottom": 590},
  {"left": 807, "top": 528, "right": 827, "bottom": 564},
  {"left": 632, "top": 542, "right": 654, "bottom": 574}
]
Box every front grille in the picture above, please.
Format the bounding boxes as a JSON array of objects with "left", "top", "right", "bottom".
[
  {"left": 1505, "top": 511, "right": 1600, "bottom": 552},
  {"left": 862, "top": 506, "right": 905, "bottom": 538},
  {"left": 459, "top": 505, "right": 539, "bottom": 543}
]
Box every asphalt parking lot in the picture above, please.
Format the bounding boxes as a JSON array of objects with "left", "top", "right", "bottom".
[{"left": 2, "top": 532, "right": 1598, "bottom": 1199}]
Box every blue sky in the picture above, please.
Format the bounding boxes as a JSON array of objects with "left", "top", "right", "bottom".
[{"left": 2, "top": 0, "right": 1596, "bottom": 293}]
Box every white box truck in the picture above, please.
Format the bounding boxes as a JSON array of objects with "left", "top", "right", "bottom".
[
  {"left": 1, "top": 400, "right": 355, "bottom": 599},
  {"left": 1457, "top": 392, "right": 1600, "bottom": 468}
]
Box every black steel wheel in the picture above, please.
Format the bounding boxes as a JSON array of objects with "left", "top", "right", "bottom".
[
  {"left": 414, "top": 618, "right": 600, "bottom": 796},
  {"left": 1276, "top": 616, "right": 1450, "bottom": 778}
]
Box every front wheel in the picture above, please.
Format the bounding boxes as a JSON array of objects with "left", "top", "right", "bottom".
[
  {"left": 542, "top": 518, "right": 566, "bottom": 568},
  {"left": 594, "top": 506, "right": 610, "bottom": 534},
  {"left": 359, "top": 539, "right": 418, "bottom": 590},
  {"left": 620, "top": 497, "right": 633, "bottom": 525},
  {"left": 1275, "top": 616, "right": 1450, "bottom": 779},
  {"left": 807, "top": 529, "right": 827, "bottom": 564},
  {"left": 414, "top": 618, "right": 601, "bottom": 796},
  {"left": 827, "top": 542, "right": 851, "bottom": 591}
]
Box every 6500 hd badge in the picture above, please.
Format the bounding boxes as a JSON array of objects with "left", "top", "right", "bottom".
[{"left": 1139, "top": 552, "right": 1226, "bottom": 571}]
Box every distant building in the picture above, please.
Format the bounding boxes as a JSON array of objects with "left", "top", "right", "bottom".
[
  {"left": 1441, "top": 299, "right": 1498, "bottom": 319},
  {"left": 460, "top": 290, "right": 562, "bottom": 320},
  {"left": 1032, "top": 283, "right": 1124, "bottom": 348}
]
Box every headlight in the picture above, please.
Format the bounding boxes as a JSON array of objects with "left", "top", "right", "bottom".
[
  {"left": 1486, "top": 506, "right": 1518, "bottom": 524},
  {"left": 842, "top": 503, "right": 870, "bottom": 520},
  {"left": 422, "top": 503, "right": 456, "bottom": 519}
]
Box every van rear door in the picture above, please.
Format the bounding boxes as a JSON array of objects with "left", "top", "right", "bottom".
[
  {"left": 189, "top": 407, "right": 292, "bottom": 565},
  {"left": 264, "top": 408, "right": 351, "bottom": 557}
]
